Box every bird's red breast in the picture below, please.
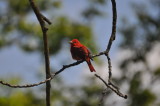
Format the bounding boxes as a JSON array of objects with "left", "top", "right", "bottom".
[{"left": 69, "top": 39, "right": 96, "bottom": 72}]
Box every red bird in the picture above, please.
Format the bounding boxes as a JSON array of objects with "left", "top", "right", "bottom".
[{"left": 69, "top": 39, "right": 96, "bottom": 72}]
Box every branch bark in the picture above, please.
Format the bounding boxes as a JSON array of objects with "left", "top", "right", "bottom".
[
  {"left": 0, "top": 77, "right": 52, "bottom": 88},
  {"left": 106, "top": 0, "right": 117, "bottom": 52},
  {"left": 95, "top": 74, "right": 127, "bottom": 99},
  {"left": 0, "top": 51, "right": 105, "bottom": 88},
  {"left": 105, "top": 0, "right": 117, "bottom": 84},
  {"left": 28, "top": 0, "right": 51, "bottom": 106}
]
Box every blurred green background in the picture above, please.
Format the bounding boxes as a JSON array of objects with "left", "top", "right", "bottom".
[{"left": 0, "top": 0, "right": 160, "bottom": 106}]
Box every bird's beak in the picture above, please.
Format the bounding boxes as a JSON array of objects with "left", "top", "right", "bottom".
[{"left": 69, "top": 41, "right": 73, "bottom": 44}]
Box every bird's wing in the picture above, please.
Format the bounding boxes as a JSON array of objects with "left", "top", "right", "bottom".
[
  {"left": 73, "top": 45, "right": 89, "bottom": 57},
  {"left": 77, "top": 46, "right": 89, "bottom": 55}
]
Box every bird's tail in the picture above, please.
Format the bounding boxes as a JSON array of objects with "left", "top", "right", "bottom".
[{"left": 86, "top": 58, "right": 96, "bottom": 72}]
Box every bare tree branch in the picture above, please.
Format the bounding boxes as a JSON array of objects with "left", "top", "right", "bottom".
[
  {"left": 0, "top": 51, "right": 105, "bottom": 88},
  {"left": 106, "top": 0, "right": 123, "bottom": 95},
  {"left": 0, "top": 77, "right": 53, "bottom": 88},
  {"left": 40, "top": 13, "right": 52, "bottom": 25},
  {"left": 95, "top": 74, "right": 127, "bottom": 99},
  {"left": 106, "top": 53, "right": 112, "bottom": 84},
  {"left": 105, "top": 0, "right": 117, "bottom": 84},
  {"left": 106, "top": 0, "right": 117, "bottom": 52},
  {"left": 28, "top": 0, "right": 51, "bottom": 106},
  {"left": 96, "top": 0, "right": 127, "bottom": 103}
]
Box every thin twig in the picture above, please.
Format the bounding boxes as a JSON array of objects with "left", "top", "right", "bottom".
[
  {"left": 28, "top": 0, "right": 51, "bottom": 106},
  {"left": 92, "top": 51, "right": 108, "bottom": 58},
  {"left": 40, "top": 13, "right": 52, "bottom": 25},
  {"left": 0, "top": 51, "right": 104, "bottom": 88},
  {"left": 104, "top": 0, "right": 119, "bottom": 93},
  {"left": 54, "top": 60, "right": 84, "bottom": 75},
  {"left": 95, "top": 74, "right": 127, "bottom": 99},
  {"left": 105, "top": 0, "right": 117, "bottom": 82},
  {"left": 106, "top": 54, "right": 119, "bottom": 90},
  {"left": 0, "top": 77, "right": 53, "bottom": 88},
  {"left": 96, "top": 5, "right": 124, "bottom": 93},
  {"left": 106, "top": 53, "right": 112, "bottom": 84},
  {"left": 96, "top": 0, "right": 127, "bottom": 102}
]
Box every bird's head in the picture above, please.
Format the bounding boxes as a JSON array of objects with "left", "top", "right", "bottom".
[{"left": 69, "top": 39, "right": 81, "bottom": 46}]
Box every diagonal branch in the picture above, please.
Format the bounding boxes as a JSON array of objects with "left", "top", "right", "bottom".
[
  {"left": 95, "top": 74, "right": 127, "bottom": 99},
  {"left": 0, "top": 77, "right": 53, "bottom": 88},
  {"left": 40, "top": 13, "right": 52, "bottom": 25},
  {"left": 0, "top": 51, "right": 104, "bottom": 88}
]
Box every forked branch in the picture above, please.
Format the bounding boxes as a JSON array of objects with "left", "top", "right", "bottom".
[{"left": 95, "top": 74, "right": 127, "bottom": 99}]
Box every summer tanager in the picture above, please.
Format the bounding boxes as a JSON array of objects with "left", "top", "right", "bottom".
[{"left": 69, "top": 39, "right": 96, "bottom": 72}]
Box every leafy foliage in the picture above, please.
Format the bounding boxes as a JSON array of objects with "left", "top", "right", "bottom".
[{"left": 118, "top": 1, "right": 160, "bottom": 106}]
